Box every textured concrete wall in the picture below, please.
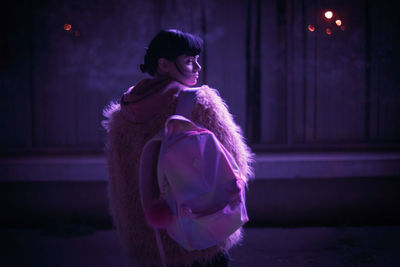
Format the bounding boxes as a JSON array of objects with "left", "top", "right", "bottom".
[{"left": 1, "top": 0, "right": 400, "bottom": 153}]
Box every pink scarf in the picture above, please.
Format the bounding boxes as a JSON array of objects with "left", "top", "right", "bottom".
[{"left": 120, "top": 77, "right": 186, "bottom": 123}]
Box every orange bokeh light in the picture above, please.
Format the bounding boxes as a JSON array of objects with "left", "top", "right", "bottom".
[
  {"left": 308, "top": 25, "right": 315, "bottom": 32},
  {"left": 335, "top": 20, "right": 342, "bottom": 26},
  {"left": 64, "top": 24, "right": 72, "bottom": 31},
  {"left": 341, "top": 25, "right": 346, "bottom": 31},
  {"left": 326, "top": 28, "right": 332, "bottom": 35},
  {"left": 324, "top": 11, "right": 333, "bottom": 19}
]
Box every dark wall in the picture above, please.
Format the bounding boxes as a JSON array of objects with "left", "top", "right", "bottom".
[{"left": 1, "top": 0, "right": 399, "bottom": 155}]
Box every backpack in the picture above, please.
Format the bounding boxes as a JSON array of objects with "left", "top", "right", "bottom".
[{"left": 139, "top": 88, "right": 248, "bottom": 265}]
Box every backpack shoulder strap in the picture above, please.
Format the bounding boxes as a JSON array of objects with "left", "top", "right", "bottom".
[
  {"left": 139, "top": 132, "right": 163, "bottom": 211},
  {"left": 139, "top": 132, "right": 167, "bottom": 266},
  {"left": 175, "top": 88, "right": 199, "bottom": 119}
]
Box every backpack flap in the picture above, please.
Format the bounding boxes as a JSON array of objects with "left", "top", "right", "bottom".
[{"left": 158, "top": 115, "right": 248, "bottom": 251}]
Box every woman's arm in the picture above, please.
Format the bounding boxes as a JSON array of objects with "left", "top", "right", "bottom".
[{"left": 191, "top": 85, "right": 255, "bottom": 183}]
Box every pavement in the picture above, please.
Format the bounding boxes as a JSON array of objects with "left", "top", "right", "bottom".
[{"left": 2, "top": 225, "right": 400, "bottom": 267}]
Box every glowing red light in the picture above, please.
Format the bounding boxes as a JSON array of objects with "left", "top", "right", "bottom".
[
  {"left": 326, "top": 28, "right": 332, "bottom": 35},
  {"left": 64, "top": 24, "right": 72, "bottom": 31},
  {"left": 324, "top": 11, "right": 333, "bottom": 19},
  {"left": 341, "top": 25, "right": 346, "bottom": 31},
  {"left": 308, "top": 25, "right": 315, "bottom": 32},
  {"left": 335, "top": 20, "right": 342, "bottom": 26},
  {"left": 74, "top": 30, "right": 80, "bottom": 37}
]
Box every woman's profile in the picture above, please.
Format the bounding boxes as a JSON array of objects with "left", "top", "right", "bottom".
[{"left": 102, "top": 29, "right": 254, "bottom": 267}]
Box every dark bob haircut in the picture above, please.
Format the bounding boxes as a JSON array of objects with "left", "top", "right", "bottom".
[{"left": 140, "top": 29, "right": 203, "bottom": 76}]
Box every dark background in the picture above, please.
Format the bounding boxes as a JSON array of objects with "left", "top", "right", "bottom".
[
  {"left": 1, "top": 0, "right": 399, "bottom": 154},
  {"left": 1, "top": 0, "right": 400, "bottom": 229}
]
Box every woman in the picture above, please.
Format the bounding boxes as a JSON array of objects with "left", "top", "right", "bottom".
[{"left": 102, "top": 29, "right": 254, "bottom": 266}]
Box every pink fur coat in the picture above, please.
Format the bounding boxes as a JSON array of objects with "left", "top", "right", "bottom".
[{"left": 102, "top": 81, "right": 254, "bottom": 266}]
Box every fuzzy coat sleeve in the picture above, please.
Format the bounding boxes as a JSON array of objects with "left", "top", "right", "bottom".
[{"left": 192, "top": 85, "right": 255, "bottom": 183}]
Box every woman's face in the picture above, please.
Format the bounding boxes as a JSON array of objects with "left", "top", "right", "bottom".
[{"left": 169, "top": 54, "right": 202, "bottom": 86}]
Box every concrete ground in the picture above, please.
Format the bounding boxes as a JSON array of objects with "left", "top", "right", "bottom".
[{"left": 2, "top": 225, "right": 400, "bottom": 267}]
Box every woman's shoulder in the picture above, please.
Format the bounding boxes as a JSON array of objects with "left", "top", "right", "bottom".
[
  {"left": 191, "top": 84, "right": 219, "bottom": 94},
  {"left": 190, "top": 85, "right": 227, "bottom": 111},
  {"left": 190, "top": 84, "right": 233, "bottom": 135}
]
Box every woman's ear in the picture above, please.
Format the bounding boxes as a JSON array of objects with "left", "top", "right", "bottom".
[{"left": 157, "top": 58, "right": 170, "bottom": 74}]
